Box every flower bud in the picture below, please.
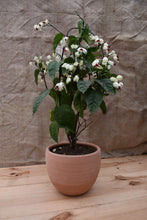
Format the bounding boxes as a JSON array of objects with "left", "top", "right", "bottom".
[
  {"left": 29, "top": 62, "right": 33, "bottom": 67},
  {"left": 66, "top": 76, "right": 71, "bottom": 84},
  {"left": 73, "top": 75, "right": 79, "bottom": 82},
  {"left": 75, "top": 52, "right": 80, "bottom": 57},
  {"left": 116, "top": 75, "right": 123, "bottom": 81},
  {"left": 110, "top": 77, "right": 118, "bottom": 82}
]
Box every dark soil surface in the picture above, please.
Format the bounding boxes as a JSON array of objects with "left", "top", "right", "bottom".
[{"left": 50, "top": 144, "right": 97, "bottom": 155}]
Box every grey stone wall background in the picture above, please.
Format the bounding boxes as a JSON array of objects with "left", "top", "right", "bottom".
[{"left": 0, "top": 0, "right": 147, "bottom": 167}]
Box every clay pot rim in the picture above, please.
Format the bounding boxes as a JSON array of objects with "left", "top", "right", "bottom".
[{"left": 46, "top": 142, "right": 101, "bottom": 158}]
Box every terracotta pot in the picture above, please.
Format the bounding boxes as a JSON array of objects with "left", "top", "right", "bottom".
[{"left": 45, "top": 142, "right": 101, "bottom": 196}]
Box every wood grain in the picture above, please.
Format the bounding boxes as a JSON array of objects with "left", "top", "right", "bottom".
[{"left": 0, "top": 155, "right": 146, "bottom": 219}]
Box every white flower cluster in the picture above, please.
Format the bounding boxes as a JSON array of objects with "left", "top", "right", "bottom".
[
  {"left": 89, "top": 34, "right": 104, "bottom": 45},
  {"left": 71, "top": 44, "right": 78, "bottom": 49},
  {"left": 110, "top": 75, "right": 123, "bottom": 89},
  {"left": 109, "top": 50, "right": 119, "bottom": 62},
  {"left": 92, "top": 59, "right": 102, "bottom": 69},
  {"left": 34, "top": 19, "right": 49, "bottom": 31},
  {"left": 62, "top": 63, "right": 75, "bottom": 72}
]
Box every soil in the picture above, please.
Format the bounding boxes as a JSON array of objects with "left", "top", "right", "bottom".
[{"left": 50, "top": 144, "right": 97, "bottom": 155}]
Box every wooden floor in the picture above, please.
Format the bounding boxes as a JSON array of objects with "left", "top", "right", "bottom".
[{"left": 0, "top": 155, "right": 147, "bottom": 220}]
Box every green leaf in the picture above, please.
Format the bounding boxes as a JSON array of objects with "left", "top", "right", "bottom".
[
  {"left": 53, "top": 33, "right": 64, "bottom": 52},
  {"left": 85, "top": 88, "right": 103, "bottom": 114},
  {"left": 83, "top": 59, "right": 92, "bottom": 70},
  {"left": 63, "top": 57, "right": 75, "bottom": 64},
  {"left": 48, "top": 61, "right": 61, "bottom": 81},
  {"left": 73, "top": 91, "right": 85, "bottom": 118},
  {"left": 68, "top": 35, "right": 78, "bottom": 49},
  {"left": 39, "top": 63, "right": 42, "bottom": 69},
  {"left": 100, "top": 100, "right": 107, "bottom": 114},
  {"left": 49, "top": 110, "right": 55, "bottom": 121},
  {"left": 49, "top": 88, "right": 59, "bottom": 105},
  {"left": 49, "top": 121, "right": 59, "bottom": 143},
  {"left": 78, "top": 20, "right": 83, "bottom": 35},
  {"left": 82, "top": 23, "right": 91, "bottom": 44},
  {"left": 77, "top": 80, "right": 91, "bottom": 94},
  {"left": 95, "top": 79, "right": 115, "bottom": 94},
  {"left": 60, "top": 89, "right": 70, "bottom": 105},
  {"left": 34, "top": 69, "right": 40, "bottom": 85},
  {"left": 33, "top": 89, "right": 50, "bottom": 114},
  {"left": 54, "top": 104, "right": 76, "bottom": 131}
]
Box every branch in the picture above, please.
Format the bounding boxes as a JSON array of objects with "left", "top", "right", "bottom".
[{"left": 47, "top": 24, "right": 65, "bottom": 36}]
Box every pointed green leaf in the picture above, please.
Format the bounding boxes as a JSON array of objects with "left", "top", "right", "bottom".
[
  {"left": 100, "top": 100, "right": 107, "bottom": 114},
  {"left": 54, "top": 104, "right": 76, "bottom": 131},
  {"left": 85, "top": 88, "right": 103, "bottom": 114},
  {"left": 53, "top": 33, "right": 64, "bottom": 52},
  {"left": 77, "top": 80, "right": 91, "bottom": 94},
  {"left": 73, "top": 91, "right": 85, "bottom": 118},
  {"left": 34, "top": 69, "right": 40, "bottom": 85},
  {"left": 49, "top": 121, "right": 59, "bottom": 143},
  {"left": 82, "top": 23, "right": 91, "bottom": 44},
  {"left": 48, "top": 61, "right": 61, "bottom": 81},
  {"left": 95, "top": 79, "right": 115, "bottom": 94},
  {"left": 33, "top": 89, "right": 50, "bottom": 114},
  {"left": 78, "top": 20, "right": 83, "bottom": 35}
]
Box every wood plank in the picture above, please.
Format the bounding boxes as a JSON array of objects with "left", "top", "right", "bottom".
[
  {"left": 0, "top": 155, "right": 146, "bottom": 188},
  {"left": 0, "top": 155, "right": 146, "bottom": 219},
  {"left": 8, "top": 196, "right": 147, "bottom": 220}
]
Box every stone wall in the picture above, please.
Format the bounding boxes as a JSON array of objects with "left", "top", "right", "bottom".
[{"left": 0, "top": 0, "right": 147, "bottom": 167}]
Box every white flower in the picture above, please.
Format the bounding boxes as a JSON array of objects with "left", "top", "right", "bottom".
[
  {"left": 39, "top": 22, "right": 44, "bottom": 27},
  {"left": 89, "top": 34, "right": 97, "bottom": 41},
  {"left": 64, "top": 47, "right": 69, "bottom": 52},
  {"left": 74, "top": 62, "right": 78, "bottom": 67},
  {"left": 79, "top": 60, "right": 84, "bottom": 66},
  {"left": 116, "top": 75, "right": 123, "bottom": 81},
  {"left": 29, "top": 62, "right": 33, "bottom": 67},
  {"left": 71, "top": 44, "right": 78, "bottom": 49},
  {"left": 55, "top": 82, "right": 64, "bottom": 91},
  {"left": 62, "top": 63, "right": 74, "bottom": 71},
  {"left": 108, "top": 60, "right": 114, "bottom": 66},
  {"left": 73, "top": 75, "right": 79, "bottom": 82},
  {"left": 107, "top": 65, "right": 111, "bottom": 70},
  {"left": 77, "top": 47, "right": 87, "bottom": 54},
  {"left": 102, "top": 57, "right": 108, "bottom": 65},
  {"left": 47, "top": 55, "right": 51, "bottom": 60},
  {"left": 60, "top": 37, "right": 68, "bottom": 47},
  {"left": 103, "top": 43, "right": 108, "bottom": 50},
  {"left": 110, "top": 77, "right": 118, "bottom": 82},
  {"left": 113, "top": 82, "right": 119, "bottom": 89},
  {"left": 66, "top": 76, "right": 71, "bottom": 84},
  {"left": 92, "top": 59, "right": 99, "bottom": 67},
  {"left": 34, "top": 56, "right": 40, "bottom": 64},
  {"left": 45, "top": 19, "right": 49, "bottom": 24},
  {"left": 34, "top": 24, "right": 39, "bottom": 30},
  {"left": 113, "top": 55, "right": 118, "bottom": 61},
  {"left": 113, "top": 82, "right": 123, "bottom": 89},
  {"left": 99, "top": 38, "right": 104, "bottom": 44},
  {"left": 75, "top": 51, "right": 80, "bottom": 57}
]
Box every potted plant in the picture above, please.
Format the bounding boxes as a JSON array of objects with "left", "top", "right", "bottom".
[{"left": 30, "top": 11, "right": 123, "bottom": 196}]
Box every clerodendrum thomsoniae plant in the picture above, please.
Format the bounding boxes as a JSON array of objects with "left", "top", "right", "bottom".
[{"left": 30, "top": 11, "right": 123, "bottom": 151}]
